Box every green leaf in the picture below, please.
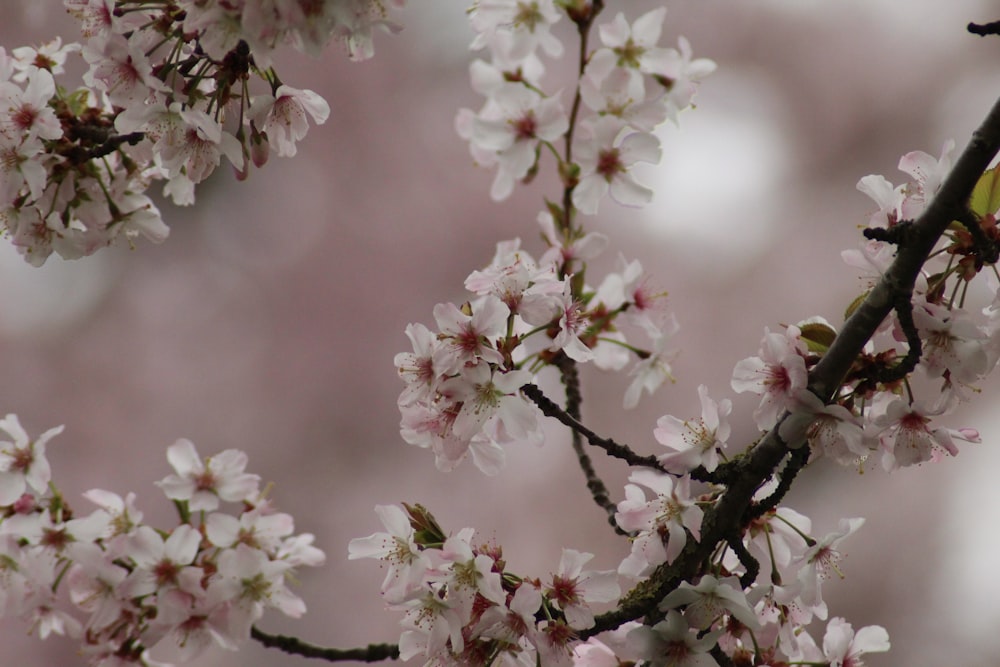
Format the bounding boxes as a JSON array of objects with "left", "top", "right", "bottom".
[
  {"left": 844, "top": 291, "right": 870, "bottom": 321},
  {"left": 970, "top": 165, "right": 1000, "bottom": 218},
  {"left": 402, "top": 502, "right": 446, "bottom": 547},
  {"left": 799, "top": 322, "right": 837, "bottom": 354}
]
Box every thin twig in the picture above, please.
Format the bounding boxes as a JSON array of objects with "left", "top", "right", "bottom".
[
  {"left": 251, "top": 627, "right": 399, "bottom": 662},
  {"left": 555, "top": 358, "right": 628, "bottom": 534},
  {"left": 521, "top": 383, "right": 666, "bottom": 473}
]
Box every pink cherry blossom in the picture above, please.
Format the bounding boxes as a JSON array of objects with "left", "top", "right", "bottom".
[
  {"left": 654, "top": 384, "right": 732, "bottom": 473},
  {"left": 432, "top": 296, "right": 509, "bottom": 373},
  {"left": 0, "top": 414, "right": 61, "bottom": 507},
  {"left": 250, "top": 85, "right": 330, "bottom": 158},
  {"left": 623, "top": 316, "right": 680, "bottom": 409},
  {"left": 469, "top": 84, "right": 569, "bottom": 200},
  {"left": 796, "top": 517, "right": 864, "bottom": 617},
  {"left": 616, "top": 470, "right": 703, "bottom": 576},
  {"left": 572, "top": 117, "right": 661, "bottom": 215},
  {"left": 596, "top": 8, "right": 673, "bottom": 76},
  {"left": 821, "top": 617, "right": 890, "bottom": 667},
  {"left": 446, "top": 364, "right": 536, "bottom": 442},
  {"left": 731, "top": 327, "right": 809, "bottom": 431},
  {"left": 544, "top": 549, "right": 620, "bottom": 629},
  {"left": 898, "top": 139, "right": 955, "bottom": 219},
  {"left": 469, "top": 0, "right": 564, "bottom": 60},
  {"left": 348, "top": 504, "right": 430, "bottom": 604},
  {"left": 625, "top": 610, "right": 718, "bottom": 667},
  {"left": 659, "top": 575, "right": 760, "bottom": 632},
  {"left": 869, "top": 398, "right": 977, "bottom": 471},
  {"left": 156, "top": 439, "right": 261, "bottom": 512}
]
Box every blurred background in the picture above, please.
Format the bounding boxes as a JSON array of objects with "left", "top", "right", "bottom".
[{"left": 3, "top": 1, "right": 1000, "bottom": 665}]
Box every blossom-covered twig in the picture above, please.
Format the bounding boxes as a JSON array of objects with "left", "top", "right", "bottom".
[{"left": 586, "top": 91, "right": 1000, "bottom": 638}]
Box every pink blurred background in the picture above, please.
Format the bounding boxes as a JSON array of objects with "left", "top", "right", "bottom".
[{"left": 3, "top": 2, "right": 1000, "bottom": 665}]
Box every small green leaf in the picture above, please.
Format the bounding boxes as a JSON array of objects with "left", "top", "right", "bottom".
[
  {"left": 970, "top": 165, "right": 1000, "bottom": 218},
  {"left": 799, "top": 322, "right": 837, "bottom": 354},
  {"left": 844, "top": 291, "right": 870, "bottom": 321},
  {"left": 402, "top": 502, "right": 446, "bottom": 547}
]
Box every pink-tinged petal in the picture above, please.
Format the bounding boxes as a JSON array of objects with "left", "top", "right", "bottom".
[
  {"left": 166, "top": 439, "right": 202, "bottom": 477},
  {"left": 852, "top": 625, "right": 890, "bottom": 653},
  {"left": 620, "top": 131, "right": 662, "bottom": 164},
  {"left": 631, "top": 7, "right": 667, "bottom": 46},
  {"left": 598, "top": 13, "right": 631, "bottom": 48},
  {"left": 206, "top": 513, "right": 241, "bottom": 548},
  {"left": 608, "top": 174, "right": 653, "bottom": 208},
  {"left": 572, "top": 175, "right": 609, "bottom": 214},
  {"left": 0, "top": 471, "right": 26, "bottom": 505}
]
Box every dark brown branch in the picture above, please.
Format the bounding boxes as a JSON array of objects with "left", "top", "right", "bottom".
[
  {"left": 747, "top": 444, "right": 810, "bottom": 520},
  {"left": 521, "top": 382, "right": 666, "bottom": 472},
  {"left": 250, "top": 627, "right": 399, "bottom": 662},
  {"left": 968, "top": 20, "right": 1000, "bottom": 36},
  {"left": 555, "top": 358, "right": 627, "bottom": 534},
  {"left": 585, "top": 92, "right": 1000, "bottom": 638}
]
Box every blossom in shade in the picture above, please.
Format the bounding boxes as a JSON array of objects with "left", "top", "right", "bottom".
[{"left": 732, "top": 327, "right": 809, "bottom": 430}]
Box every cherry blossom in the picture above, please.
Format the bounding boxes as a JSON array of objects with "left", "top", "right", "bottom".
[
  {"left": 616, "top": 470, "right": 703, "bottom": 576},
  {"left": 622, "top": 316, "right": 680, "bottom": 409},
  {"left": 731, "top": 326, "right": 809, "bottom": 431},
  {"left": 594, "top": 8, "right": 674, "bottom": 77},
  {"left": 795, "top": 517, "right": 864, "bottom": 618},
  {"left": 654, "top": 384, "right": 732, "bottom": 473},
  {"left": 856, "top": 174, "right": 904, "bottom": 228},
  {"left": 579, "top": 66, "right": 667, "bottom": 132},
  {"left": 0, "top": 414, "right": 61, "bottom": 506},
  {"left": 156, "top": 439, "right": 261, "bottom": 512},
  {"left": 543, "top": 549, "right": 620, "bottom": 629},
  {"left": 913, "top": 301, "right": 991, "bottom": 384},
  {"left": 778, "top": 390, "right": 867, "bottom": 466},
  {"left": 658, "top": 575, "right": 760, "bottom": 632},
  {"left": 821, "top": 617, "right": 890, "bottom": 667},
  {"left": 250, "top": 85, "right": 331, "bottom": 158},
  {"left": 433, "top": 296, "right": 509, "bottom": 373},
  {"left": 394, "top": 322, "right": 442, "bottom": 407},
  {"left": 468, "top": 83, "right": 569, "bottom": 200},
  {"left": 898, "top": 139, "right": 955, "bottom": 219},
  {"left": 572, "top": 116, "right": 661, "bottom": 214},
  {"left": 658, "top": 37, "right": 717, "bottom": 124},
  {"left": 445, "top": 364, "right": 537, "bottom": 441},
  {"left": 348, "top": 504, "right": 430, "bottom": 604},
  {"left": 625, "top": 610, "right": 718, "bottom": 667},
  {"left": 869, "top": 398, "right": 978, "bottom": 471},
  {"left": 469, "top": 0, "right": 564, "bottom": 60}
]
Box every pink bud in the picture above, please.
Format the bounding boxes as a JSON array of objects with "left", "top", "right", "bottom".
[{"left": 251, "top": 128, "right": 270, "bottom": 168}]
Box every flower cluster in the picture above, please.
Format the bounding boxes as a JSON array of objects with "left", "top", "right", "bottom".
[
  {"left": 351, "top": 495, "right": 890, "bottom": 666},
  {"left": 457, "top": 4, "right": 714, "bottom": 210},
  {"left": 350, "top": 503, "right": 620, "bottom": 666},
  {"left": 398, "top": 2, "right": 717, "bottom": 474},
  {"left": 395, "top": 213, "right": 678, "bottom": 474},
  {"left": 1, "top": 0, "right": 403, "bottom": 265},
  {"left": 0, "top": 416, "right": 324, "bottom": 667},
  {"left": 723, "top": 144, "right": 1000, "bottom": 473},
  {"left": 592, "top": 488, "right": 888, "bottom": 666}
]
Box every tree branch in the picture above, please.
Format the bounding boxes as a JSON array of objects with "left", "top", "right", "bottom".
[
  {"left": 585, "top": 92, "right": 1000, "bottom": 637},
  {"left": 521, "top": 382, "right": 666, "bottom": 473},
  {"left": 968, "top": 20, "right": 1000, "bottom": 37},
  {"left": 555, "top": 358, "right": 628, "bottom": 534},
  {"left": 251, "top": 627, "right": 399, "bottom": 662}
]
